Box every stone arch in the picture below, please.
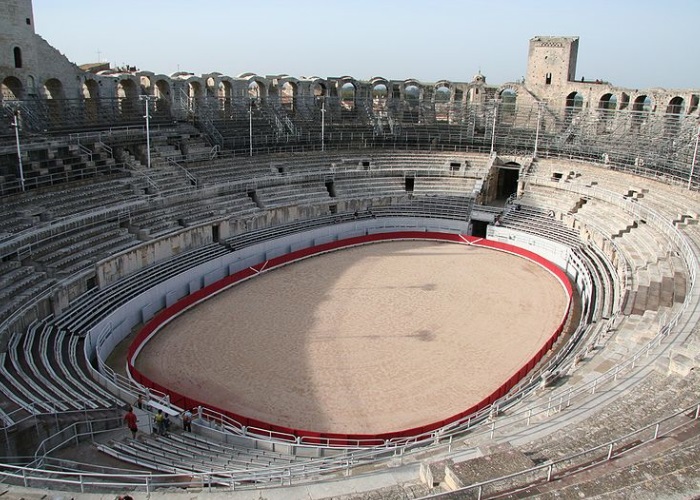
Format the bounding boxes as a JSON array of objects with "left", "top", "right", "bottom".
[
  {"left": 404, "top": 83, "right": 420, "bottom": 101},
  {"left": 311, "top": 80, "right": 327, "bottom": 97},
  {"left": 218, "top": 80, "right": 232, "bottom": 116},
  {"left": 664, "top": 96, "right": 685, "bottom": 136},
  {"left": 43, "top": 78, "right": 65, "bottom": 99},
  {"left": 597, "top": 93, "right": 617, "bottom": 134},
  {"left": 206, "top": 77, "right": 217, "bottom": 97},
  {"left": 498, "top": 88, "right": 517, "bottom": 124},
  {"left": 633, "top": 94, "right": 652, "bottom": 112},
  {"left": 689, "top": 95, "right": 699, "bottom": 115},
  {"left": 152, "top": 79, "right": 171, "bottom": 114},
  {"left": 13, "top": 47, "right": 22, "bottom": 68},
  {"left": 403, "top": 83, "right": 421, "bottom": 122},
  {"left": 339, "top": 80, "right": 356, "bottom": 111},
  {"left": 667, "top": 96, "right": 685, "bottom": 115},
  {"left": 188, "top": 80, "right": 203, "bottom": 113},
  {"left": 82, "top": 79, "right": 100, "bottom": 121},
  {"left": 44, "top": 78, "right": 65, "bottom": 125},
  {"left": 598, "top": 93, "right": 617, "bottom": 110},
  {"left": 631, "top": 94, "right": 652, "bottom": 131},
  {"left": 434, "top": 83, "right": 451, "bottom": 122},
  {"left": 247, "top": 79, "right": 268, "bottom": 99},
  {"left": 117, "top": 78, "right": 138, "bottom": 115},
  {"left": 280, "top": 80, "right": 297, "bottom": 112},
  {"left": 565, "top": 91, "right": 584, "bottom": 122},
  {"left": 1, "top": 76, "right": 24, "bottom": 101},
  {"left": 140, "top": 76, "right": 151, "bottom": 95},
  {"left": 371, "top": 81, "right": 388, "bottom": 115},
  {"left": 82, "top": 79, "right": 99, "bottom": 99}
]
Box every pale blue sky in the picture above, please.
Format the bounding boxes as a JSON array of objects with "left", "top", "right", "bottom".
[{"left": 32, "top": 0, "right": 699, "bottom": 90}]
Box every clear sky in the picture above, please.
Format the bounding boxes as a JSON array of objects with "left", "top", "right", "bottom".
[{"left": 32, "top": 0, "right": 699, "bottom": 90}]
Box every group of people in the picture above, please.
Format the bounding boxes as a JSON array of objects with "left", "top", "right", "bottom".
[{"left": 123, "top": 397, "right": 195, "bottom": 439}]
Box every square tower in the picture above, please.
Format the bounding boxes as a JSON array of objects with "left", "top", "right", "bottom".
[{"left": 526, "top": 36, "right": 579, "bottom": 88}]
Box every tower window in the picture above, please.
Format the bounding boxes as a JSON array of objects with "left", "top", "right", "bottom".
[
  {"left": 14, "top": 47, "right": 22, "bottom": 69},
  {"left": 26, "top": 18, "right": 31, "bottom": 25},
  {"left": 545, "top": 72, "right": 552, "bottom": 85}
]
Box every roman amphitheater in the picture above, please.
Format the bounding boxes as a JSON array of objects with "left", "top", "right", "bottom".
[{"left": 0, "top": 2, "right": 699, "bottom": 498}]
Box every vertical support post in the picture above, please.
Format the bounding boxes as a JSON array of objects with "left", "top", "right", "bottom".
[
  {"left": 546, "top": 464, "right": 553, "bottom": 482},
  {"left": 139, "top": 95, "right": 153, "bottom": 169},
  {"left": 490, "top": 100, "right": 500, "bottom": 155},
  {"left": 689, "top": 124, "right": 700, "bottom": 190},
  {"left": 607, "top": 442, "right": 614, "bottom": 460},
  {"left": 534, "top": 102, "right": 543, "bottom": 159},
  {"left": 12, "top": 110, "right": 25, "bottom": 192},
  {"left": 654, "top": 423, "right": 660, "bottom": 440},
  {"left": 249, "top": 97, "right": 254, "bottom": 157},
  {"left": 321, "top": 97, "right": 326, "bottom": 152}
]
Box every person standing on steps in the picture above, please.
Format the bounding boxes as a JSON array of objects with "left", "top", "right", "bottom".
[
  {"left": 123, "top": 406, "right": 138, "bottom": 439},
  {"left": 182, "top": 409, "right": 193, "bottom": 432}
]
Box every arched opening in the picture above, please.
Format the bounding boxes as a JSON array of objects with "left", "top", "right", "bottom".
[
  {"left": 188, "top": 81, "right": 203, "bottom": 114},
  {"left": 667, "top": 96, "right": 685, "bottom": 115},
  {"left": 248, "top": 80, "right": 266, "bottom": 100},
  {"left": 340, "top": 82, "right": 355, "bottom": 111},
  {"left": 218, "top": 81, "right": 232, "bottom": 116},
  {"left": 403, "top": 84, "right": 420, "bottom": 122},
  {"left": 140, "top": 76, "right": 151, "bottom": 95},
  {"left": 371, "top": 83, "right": 388, "bottom": 115},
  {"left": 44, "top": 78, "right": 65, "bottom": 125},
  {"left": 13, "top": 47, "right": 22, "bottom": 69},
  {"left": 597, "top": 93, "right": 617, "bottom": 134},
  {"left": 44, "top": 78, "right": 65, "bottom": 100},
  {"left": 280, "top": 81, "right": 296, "bottom": 113},
  {"left": 312, "top": 82, "right": 326, "bottom": 97},
  {"left": 206, "top": 77, "right": 217, "bottom": 98},
  {"left": 82, "top": 79, "right": 100, "bottom": 121},
  {"left": 498, "top": 89, "right": 517, "bottom": 125},
  {"left": 82, "top": 79, "right": 99, "bottom": 99},
  {"left": 633, "top": 95, "right": 652, "bottom": 112},
  {"left": 1, "top": 76, "right": 24, "bottom": 101},
  {"left": 565, "top": 91, "right": 583, "bottom": 123},
  {"left": 154, "top": 79, "right": 171, "bottom": 114},
  {"left": 631, "top": 95, "right": 652, "bottom": 131},
  {"left": 434, "top": 85, "right": 451, "bottom": 122},
  {"left": 665, "top": 96, "right": 685, "bottom": 136},
  {"left": 117, "top": 79, "right": 138, "bottom": 117}
]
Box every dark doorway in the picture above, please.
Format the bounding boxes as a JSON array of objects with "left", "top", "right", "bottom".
[
  {"left": 496, "top": 166, "right": 519, "bottom": 200},
  {"left": 405, "top": 176, "right": 415, "bottom": 193},
  {"left": 471, "top": 220, "right": 488, "bottom": 238}
]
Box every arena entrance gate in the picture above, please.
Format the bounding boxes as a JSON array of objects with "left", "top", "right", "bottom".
[{"left": 495, "top": 163, "right": 520, "bottom": 200}]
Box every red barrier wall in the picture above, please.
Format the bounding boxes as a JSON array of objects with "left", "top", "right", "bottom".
[{"left": 127, "top": 232, "right": 573, "bottom": 445}]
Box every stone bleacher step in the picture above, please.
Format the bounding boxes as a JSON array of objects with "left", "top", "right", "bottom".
[{"left": 437, "top": 442, "right": 536, "bottom": 492}]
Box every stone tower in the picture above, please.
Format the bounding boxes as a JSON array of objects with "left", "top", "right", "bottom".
[
  {"left": 525, "top": 36, "right": 579, "bottom": 89},
  {"left": 0, "top": 0, "right": 83, "bottom": 100},
  {"left": 0, "top": 0, "right": 37, "bottom": 77}
]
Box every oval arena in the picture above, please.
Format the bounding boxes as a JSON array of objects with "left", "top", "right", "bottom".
[
  {"left": 1, "top": 3, "right": 700, "bottom": 497},
  {"left": 131, "top": 237, "right": 572, "bottom": 439}
]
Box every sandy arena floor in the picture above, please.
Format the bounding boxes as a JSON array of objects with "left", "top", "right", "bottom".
[{"left": 136, "top": 240, "right": 569, "bottom": 435}]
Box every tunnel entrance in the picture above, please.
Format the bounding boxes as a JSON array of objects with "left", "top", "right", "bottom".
[{"left": 496, "top": 164, "right": 520, "bottom": 200}]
